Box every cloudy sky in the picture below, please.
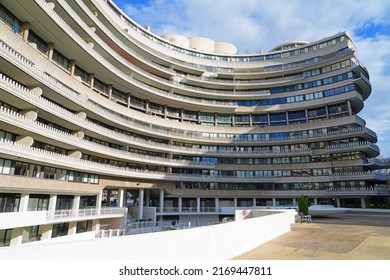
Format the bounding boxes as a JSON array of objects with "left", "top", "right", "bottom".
[{"left": 112, "top": 0, "right": 390, "bottom": 157}]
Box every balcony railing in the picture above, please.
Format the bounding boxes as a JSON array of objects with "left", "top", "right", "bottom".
[
  {"left": 46, "top": 207, "right": 127, "bottom": 220},
  {"left": 0, "top": 41, "right": 376, "bottom": 147}
]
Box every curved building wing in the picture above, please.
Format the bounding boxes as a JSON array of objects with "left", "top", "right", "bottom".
[{"left": 0, "top": 0, "right": 388, "bottom": 246}]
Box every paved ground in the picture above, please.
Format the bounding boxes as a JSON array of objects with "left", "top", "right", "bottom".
[{"left": 236, "top": 210, "right": 390, "bottom": 260}]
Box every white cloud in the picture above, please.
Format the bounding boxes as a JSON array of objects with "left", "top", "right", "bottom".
[{"left": 116, "top": 0, "right": 390, "bottom": 157}]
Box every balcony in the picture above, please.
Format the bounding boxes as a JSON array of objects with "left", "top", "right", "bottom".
[
  {"left": 46, "top": 207, "right": 127, "bottom": 221},
  {"left": 0, "top": 207, "right": 127, "bottom": 230}
]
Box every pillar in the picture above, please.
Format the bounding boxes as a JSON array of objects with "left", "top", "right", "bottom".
[
  {"left": 336, "top": 198, "right": 341, "bottom": 208},
  {"left": 68, "top": 222, "right": 77, "bottom": 235},
  {"left": 215, "top": 198, "right": 219, "bottom": 212},
  {"left": 96, "top": 192, "right": 102, "bottom": 215},
  {"left": 21, "top": 22, "right": 30, "bottom": 41},
  {"left": 118, "top": 188, "right": 125, "bottom": 208},
  {"left": 92, "top": 219, "right": 100, "bottom": 232},
  {"left": 313, "top": 198, "right": 318, "bottom": 205},
  {"left": 106, "top": 190, "right": 111, "bottom": 207},
  {"left": 178, "top": 197, "right": 182, "bottom": 212},
  {"left": 145, "top": 189, "right": 150, "bottom": 207},
  {"left": 234, "top": 198, "right": 238, "bottom": 208},
  {"left": 19, "top": 193, "right": 29, "bottom": 212},
  {"left": 47, "top": 43, "right": 54, "bottom": 60},
  {"left": 347, "top": 100, "right": 353, "bottom": 116},
  {"left": 108, "top": 84, "right": 113, "bottom": 100},
  {"left": 272, "top": 198, "right": 276, "bottom": 207},
  {"left": 159, "top": 189, "right": 164, "bottom": 213},
  {"left": 138, "top": 189, "right": 144, "bottom": 220},
  {"left": 361, "top": 197, "right": 367, "bottom": 209},
  {"left": 69, "top": 60, "right": 76, "bottom": 76},
  {"left": 88, "top": 73, "right": 95, "bottom": 89},
  {"left": 73, "top": 195, "right": 80, "bottom": 217},
  {"left": 39, "top": 224, "right": 52, "bottom": 241},
  {"left": 127, "top": 94, "right": 131, "bottom": 108},
  {"left": 196, "top": 197, "right": 201, "bottom": 212},
  {"left": 253, "top": 198, "right": 256, "bottom": 207},
  {"left": 48, "top": 194, "right": 57, "bottom": 218},
  {"left": 293, "top": 198, "right": 297, "bottom": 207},
  {"left": 10, "top": 228, "right": 23, "bottom": 246}
]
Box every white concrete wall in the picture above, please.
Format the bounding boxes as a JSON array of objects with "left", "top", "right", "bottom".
[
  {"left": 0, "top": 210, "right": 295, "bottom": 260},
  {"left": 0, "top": 211, "right": 47, "bottom": 230}
]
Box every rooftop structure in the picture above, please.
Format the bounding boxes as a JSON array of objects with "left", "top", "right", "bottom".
[{"left": 0, "top": 0, "right": 389, "bottom": 247}]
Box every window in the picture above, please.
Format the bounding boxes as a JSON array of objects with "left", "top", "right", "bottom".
[
  {"left": 27, "top": 30, "right": 47, "bottom": 54},
  {"left": 76, "top": 220, "right": 92, "bottom": 233},
  {"left": 52, "top": 50, "right": 70, "bottom": 71},
  {"left": 0, "top": 229, "right": 12, "bottom": 247},
  {"left": 52, "top": 223, "right": 69, "bottom": 238}
]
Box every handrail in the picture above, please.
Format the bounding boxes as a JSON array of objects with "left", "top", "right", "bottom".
[
  {"left": 46, "top": 207, "right": 127, "bottom": 219},
  {"left": 0, "top": 40, "right": 375, "bottom": 145}
]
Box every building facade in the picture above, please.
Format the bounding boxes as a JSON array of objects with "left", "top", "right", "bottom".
[{"left": 1, "top": 0, "right": 389, "bottom": 246}]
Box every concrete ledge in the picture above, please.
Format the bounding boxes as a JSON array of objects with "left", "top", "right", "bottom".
[{"left": 0, "top": 210, "right": 295, "bottom": 260}]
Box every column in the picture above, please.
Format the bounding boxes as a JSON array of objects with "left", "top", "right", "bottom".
[
  {"left": 138, "top": 189, "right": 144, "bottom": 220},
  {"left": 196, "top": 197, "right": 201, "bottom": 212},
  {"left": 252, "top": 198, "right": 256, "bottom": 207},
  {"left": 159, "top": 189, "right": 164, "bottom": 213},
  {"left": 178, "top": 197, "right": 182, "bottom": 212},
  {"left": 88, "top": 73, "right": 95, "bottom": 89},
  {"left": 69, "top": 60, "right": 76, "bottom": 76},
  {"left": 10, "top": 228, "right": 24, "bottom": 246},
  {"left": 48, "top": 194, "right": 57, "bottom": 218},
  {"left": 305, "top": 108, "right": 309, "bottom": 122},
  {"left": 145, "top": 100, "right": 149, "bottom": 114},
  {"left": 347, "top": 100, "right": 353, "bottom": 116},
  {"left": 106, "top": 190, "right": 111, "bottom": 207},
  {"left": 68, "top": 222, "right": 77, "bottom": 235},
  {"left": 215, "top": 198, "right": 220, "bottom": 212},
  {"left": 361, "top": 197, "right": 367, "bottom": 209},
  {"left": 325, "top": 105, "right": 329, "bottom": 119},
  {"left": 72, "top": 195, "right": 80, "bottom": 217},
  {"left": 336, "top": 198, "right": 341, "bottom": 208},
  {"left": 21, "top": 22, "right": 30, "bottom": 41},
  {"left": 108, "top": 84, "right": 113, "bottom": 100},
  {"left": 19, "top": 193, "right": 30, "bottom": 212},
  {"left": 39, "top": 224, "right": 52, "bottom": 241},
  {"left": 127, "top": 94, "right": 131, "bottom": 108},
  {"left": 313, "top": 198, "right": 318, "bottom": 205},
  {"left": 272, "top": 198, "right": 276, "bottom": 207},
  {"left": 293, "top": 198, "right": 297, "bottom": 207},
  {"left": 96, "top": 192, "right": 102, "bottom": 215},
  {"left": 91, "top": 219, "right": 100, "bottom": 232},
  {"left": 118, "top": 188, "right": 125, "bottom": 208},
  {"left": 234, "top": 198, "right": 238, "bottom": 208},
  {"left": 47, "top": 43, "right": 54, "bottom": 60},
  {"left": 145, "top": 189, "right": 150, "bottom": 207}
]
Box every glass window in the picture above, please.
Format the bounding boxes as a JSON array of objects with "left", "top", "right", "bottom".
[{"left": 52, "top": 223, "right": 69, "bottom": 238}]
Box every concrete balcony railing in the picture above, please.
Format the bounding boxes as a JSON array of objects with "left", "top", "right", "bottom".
[
  {"left": 32, "top": 0, "right": 243, "bottom": 103},
  {"left": 0, "top": 107, "right": 214, "bottom": 168},
  {"left": 0, "top": 41, "right": 376, "bottom": 147},
  {"left": 0, "top": 207, "right": 127, "bottom": 230},
  {"left": 325, "top": 141, "right": 380, "bottom": 157},
  {"left": 46, "top": 207, "right": 127, "bottom": 220}
]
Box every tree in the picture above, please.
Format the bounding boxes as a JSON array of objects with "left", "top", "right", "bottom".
[{"left": 298, "top": 195, "right": 310, "bottom": 215}]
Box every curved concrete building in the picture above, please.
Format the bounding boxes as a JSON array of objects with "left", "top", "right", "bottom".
[{"left": 0, "top": 0, "right": 389, "bottom": 247}]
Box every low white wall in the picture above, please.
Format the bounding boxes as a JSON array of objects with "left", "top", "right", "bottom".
[
  {"left": 0, "top": 211, "right": 47, "bottom": 230},
  {"left": 0, "top": 210, "right": 295, "bottom": 260}
]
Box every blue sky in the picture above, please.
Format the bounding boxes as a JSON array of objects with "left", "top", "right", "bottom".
[{"left": 112, "top": 0, "right": 390, "bottom": 158}]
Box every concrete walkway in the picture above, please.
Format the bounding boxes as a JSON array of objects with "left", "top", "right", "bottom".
[{"left": 236, "top": 211, "right": 390, "bottom": 260}]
